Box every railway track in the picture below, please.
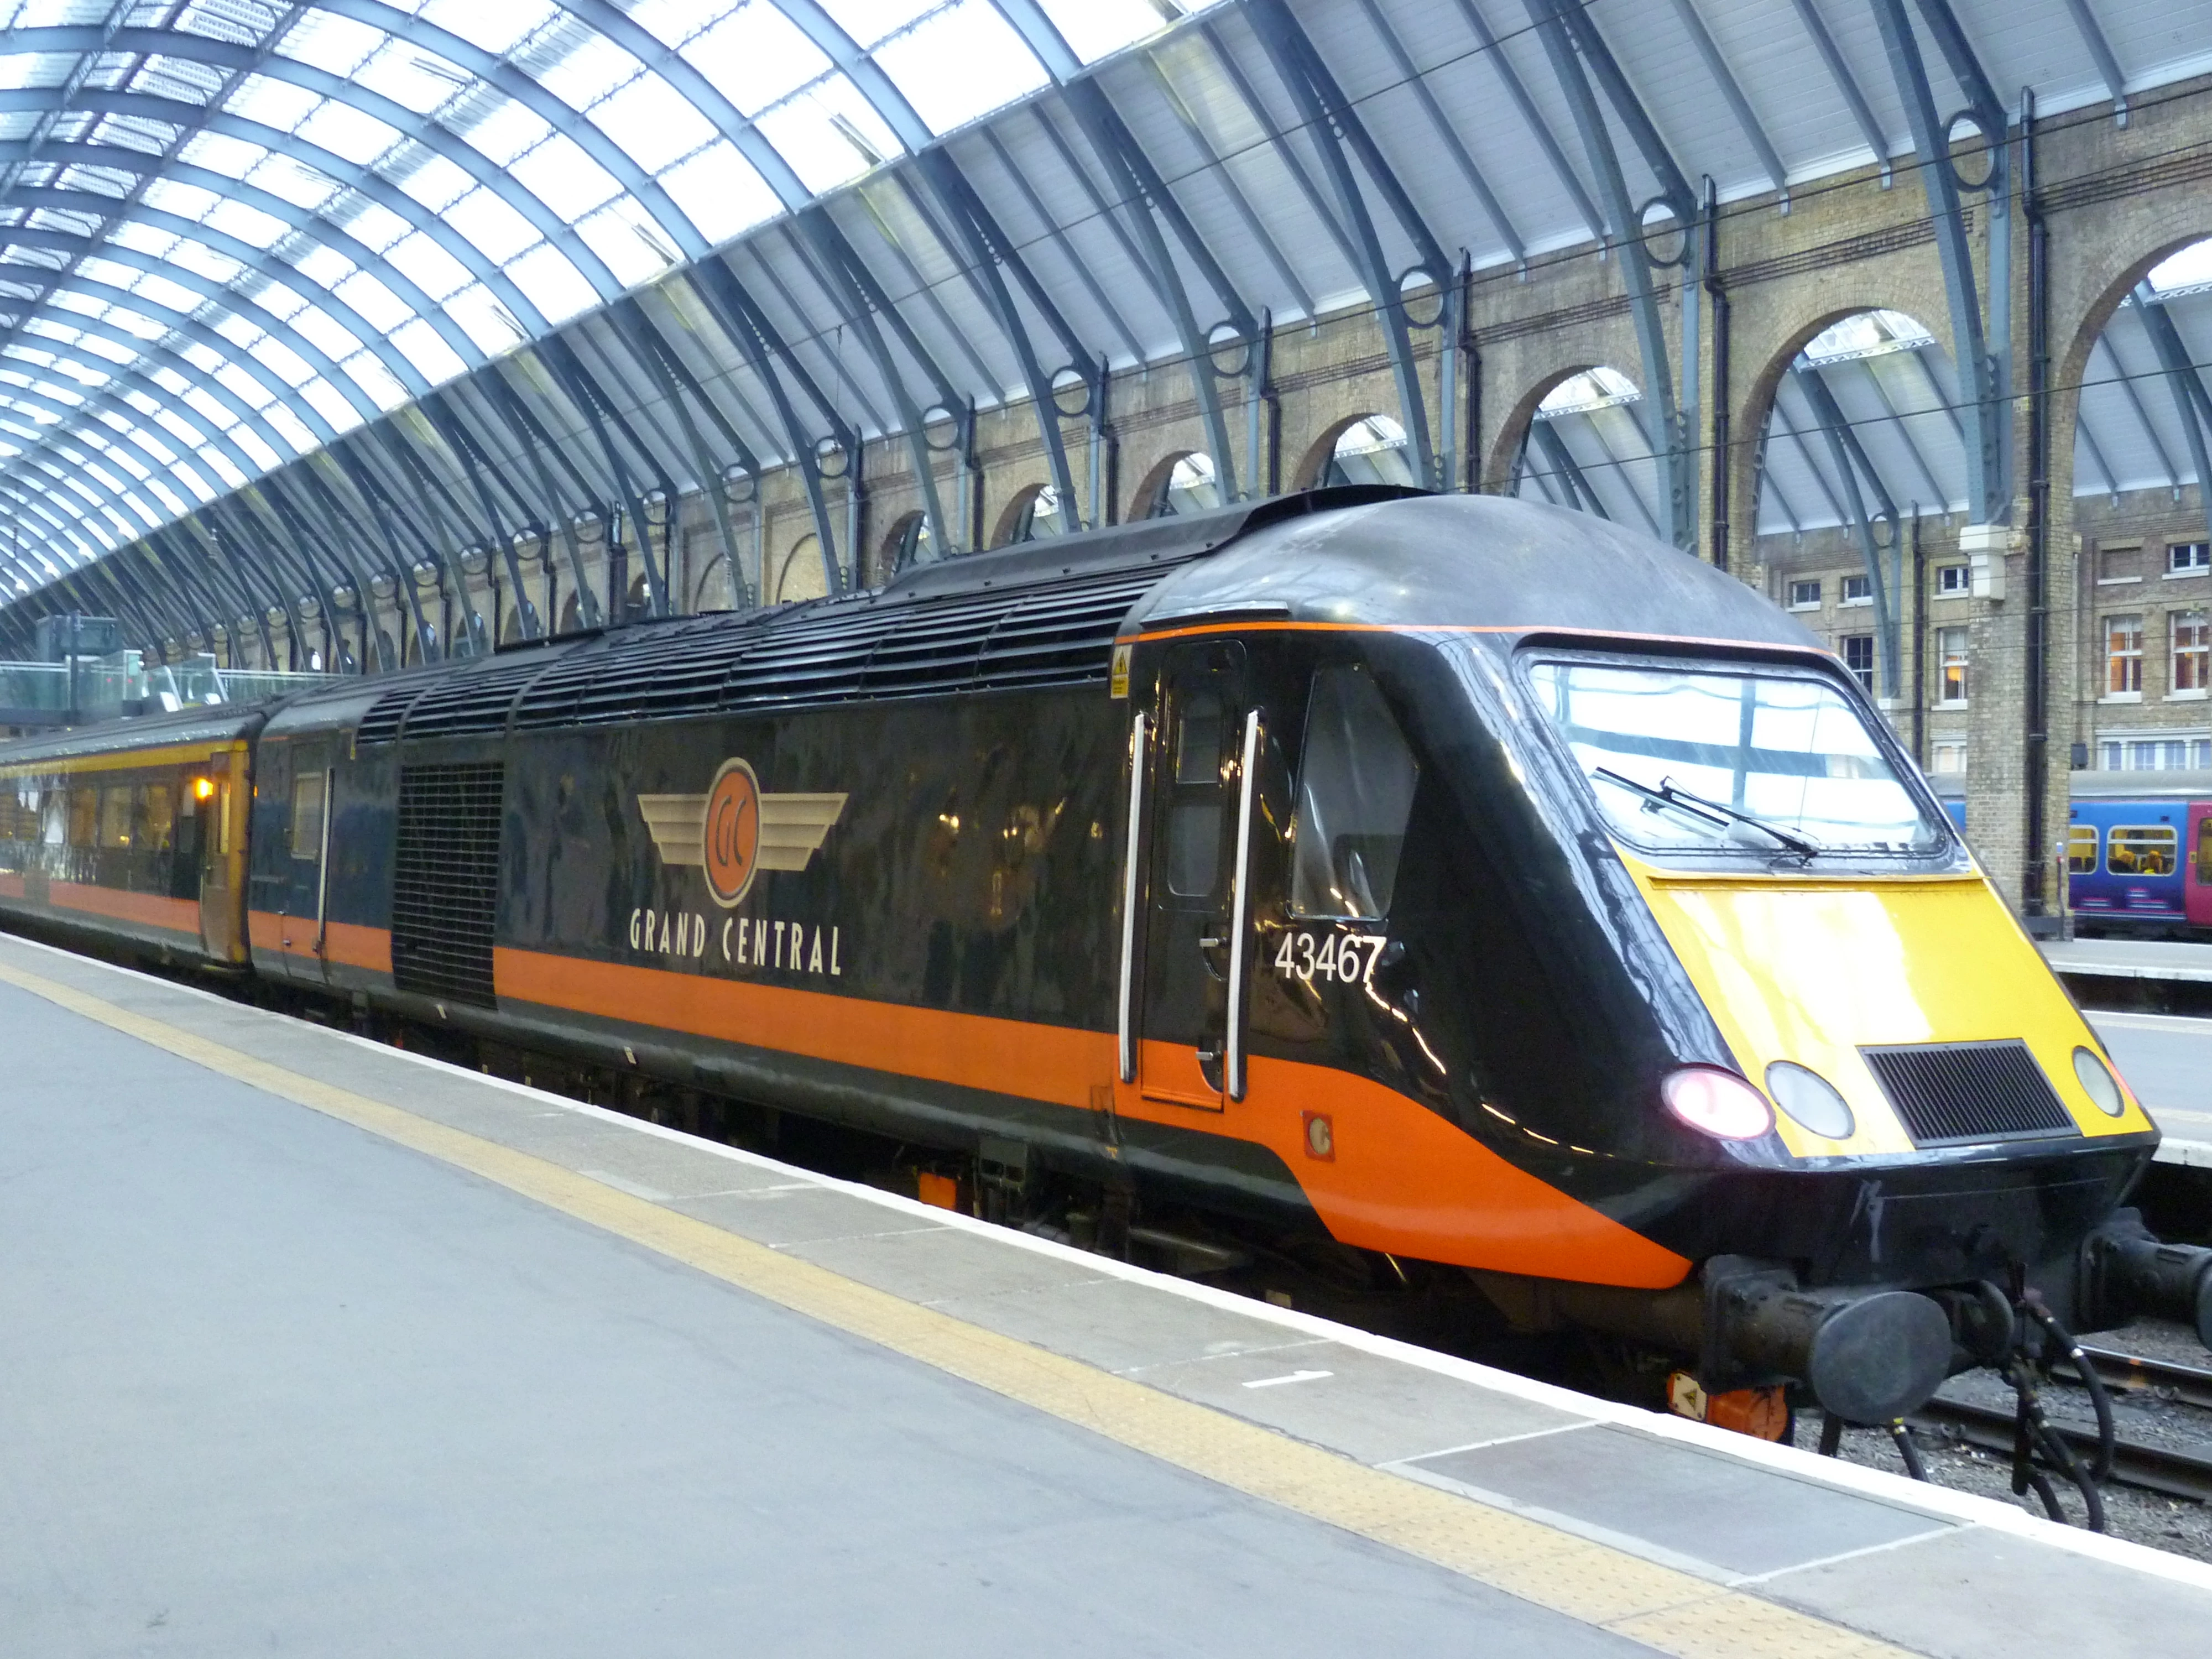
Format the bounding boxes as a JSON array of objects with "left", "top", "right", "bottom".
[{"left": 1908, "top": 1347, "right": 2212, "bottom": 1504}]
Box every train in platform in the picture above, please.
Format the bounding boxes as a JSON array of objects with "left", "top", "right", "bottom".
[
  {"left": 1933, "top": 770, "right": 2212, "bottom": 935},
  {"left": 3, "top": 488, "right": 2208, "bottom": 1450}
]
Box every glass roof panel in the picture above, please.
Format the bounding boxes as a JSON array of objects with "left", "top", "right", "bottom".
[
  {"left": 351, "top": 41, "right": 476, "bottom": 117},
  {"left": 215, "top": 363, "right": 277, "bottom": 411},
  {"left": 289, "top": 303, "right": 366, "bottom": 361},
  {"left": 2148, "top": 241, "right": 2212, "bottom": 295},
  {"left": 458, "top": 99, "right": 555, "bottom": 169},
  {"left": 506, "top": 242, "right": 600, "bottom": 325},
  {"left": 575, "top": 199, "right": 680, "bottom": 288},
  {"left": 331, "top": 270, "right": 413, "bottom": 333},
  {"left": 593, "top": 71, "right": 718, "bottom": 173},
  {"left": 223, "top": 74, "right": 323, "bottom": 133},
  {"left": 419, "top": 0, "right": 561, "bottom": 58},
  {"left": 873, "top": 1, "right": 1046, "bottom": 135},
  {"left": 294, "top": 99, "right": 401, "bottom": 169},
  {"left": 526, "top": 30, "right": 644, "bottom": 112},
  {"left": 444, "top": 283, "right": 528, "bottom": 354},
  {"left": 755, "top": 73, "right": 904, "bottom": 192},
  {"left": 381, "top": 230, "right": 472, "bottom": 302},
  {"left": 658, "top": 140, "right": 780, "bottom": 243},
  {"left": 678, "top": 3, "right": 831, "bottom": 119},
  {"left": 508, "top": 133, "right": 623, "bottom": 221},
  {"left": 389, "top": 317, "right": 468, "bottom": 383},
  {"left": 1035, "top": 0, "right": 1182, "bottom": 64},
  {"left": 443, "top": 186, "right": 542, "bottom": 264},
  {"left": 275, "top": 9, "right": 388, "bottom": 79},
  {"left": 817, "top": 0, "right": 940, "bottom": 47}
]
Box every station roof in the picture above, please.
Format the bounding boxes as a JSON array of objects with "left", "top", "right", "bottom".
[{"left": 1, "top": 0, "right": 2209, "bottom": 636}]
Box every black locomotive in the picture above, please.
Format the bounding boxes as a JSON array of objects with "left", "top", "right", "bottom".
[{"left": 5, "top": 489, "right": 2206, "bottom": 1434}]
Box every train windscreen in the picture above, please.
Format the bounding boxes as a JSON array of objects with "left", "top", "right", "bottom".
[{"left": 1526, "top": 657, "right": 1947, "bottom": 857}]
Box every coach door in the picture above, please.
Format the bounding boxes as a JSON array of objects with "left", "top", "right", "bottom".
[
  {"left": 1131, "top": 641, "right": 1260, "bottom": 1110},
  {"left": 2189, "top": 802, "right": 2212, "bottom": 929}
]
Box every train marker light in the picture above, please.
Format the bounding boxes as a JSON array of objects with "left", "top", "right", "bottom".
[
  {"left": 1661, "top": 1067, "right": 1773, "bottom": 1140},
  {"left": 1303, "top": 1111, "right": 1335, "bottom": 1160},
  {"left": 2073, "top": 1046, "right": 2127, "bottom": 1116}
]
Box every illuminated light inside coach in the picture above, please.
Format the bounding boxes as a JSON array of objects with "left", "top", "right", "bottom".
[
  {"left": 191, "top": 776, "right": 217, "bottom": 801},
  {"left": 1661, "top": 1067, "right": 1775, "bottom": 1141}
]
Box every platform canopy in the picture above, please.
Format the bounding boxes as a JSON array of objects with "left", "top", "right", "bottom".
[{"left": 0, "top": 0, "right": 2208, "bottom": 660}]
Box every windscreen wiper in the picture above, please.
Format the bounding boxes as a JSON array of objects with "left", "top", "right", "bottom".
[{"left": 1592, "top": 768, "right": 1821, "bottom": 858}]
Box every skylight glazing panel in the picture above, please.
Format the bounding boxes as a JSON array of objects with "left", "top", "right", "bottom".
[
  {"left": 300, "top": 378, "right": 363, "bottom": 435},
  {"left": 658, "top": 141, "right": 779, "bottom": 242},
  {"left": 243, "top": 152, "right": 340, "bottom": 212},
  {"left": 295, "top": 99, "right": 400, "bottom": 168},
  {"left": 165, "top": 240, "right": 244, "bottom": 285},
  {"left": 275, "top": 9, "right": 387, "bottom": 77},
  {"left": 442, "top": 187, "right": 539, "bottom": 264},
  {"left": 389, "top": 317, "right": 465, "bottom": 383},
  {"left": 445, "top": 284, "right": 525, "bottom": 353},
  {"left": 593, "top": 71, "right": 716, "bottom": 173},
  {"left": 526, "top": 32, "right": 643, "bottom": 112},
  {"left": 153, "top": 405, "right": 204, "bottom": 446},
  {"left": 575, "top": 200, "right": 678, "bottom": 288},
  {"left": 132, "top": 271, "right": 203, "bottom": 317},
  {"left": 819, "top": 0, "right": 940, "bottom": 48},
  {"left": 174, "top": 0, "right": 279, "bottom": 49},
  {"left": 1034, "top": 0, "right": 1175, "bottom": 62},
  {"left": 680, "top": 4, "right": 832, "bottom": 118},
  {"left": 382, "top": 230, "right": 472, "bottom": 302},
  {"left": 289, "top": 302, "right": 364, "bottom": 362},
  {"left": 85, "top": 112, "right": 181, "bottom": 157},
  {"left": 256, "top": 340, "right": 317, "bottom": 391},
  {"left": 508, "top": 134, "right": 622, "bottom": 221},
  {"left": 177, "top": 129, "right": 269, "bottom": 177},
  {"left": 201, "top": 196, "right": 288, "bottom": 248},
  {"left": 223, "top": 74, "right": 321, "bottom": 133},
  {"left": 392, "top": 152, "right": 474, "bottom": 213},
  {"left": 215, "top": 362, "right": 275, "bottom": 409},
  {"left": 420, "top": 0, "right": 558, "bottom": 57},
  {"left": 331, "top": 269, "right": 411, "bottom": 333},
  {"left": 873, "top": 1, "right": 1047, "bottom": 135},
  {"left": 182, "top": 387, "right": 241, "bottom": 434},
  {"left": 460, "top": 100, "right": 554, "bottom": 169},
  {"left": 233, "top": 426, "right": 281, "bottom": 471},
  {"left": 75, "top": 255, "right": 142, "bottom": 293},
  {"left": 755, "top": 76, "right": 902, "bottom": 192},
  {"left": 289, "top": 243, "right": 356, "bottom": 289},
  {"left": 0, "top": 51, "right": 76, "bottom": 93},
  {"left": 507, "top": 243, "right": 599, "bottom": 325},
  {"left": 109, "top": 221, "right": 181, "bottom": 258},
  {"left": 263, "top": 402, "right": 316, "bottom": 452},
  {"left": 251, "top": 280, "right": 307, "bottom": 323},
  {"left": 341, "top": 349, "right": 411, "bottom": 413},
  {"left": 196, "top": 444, "right": 248, "bottom": 488},
  {"left": 351, "top": 42, "right": 473, "bottom": 117}
]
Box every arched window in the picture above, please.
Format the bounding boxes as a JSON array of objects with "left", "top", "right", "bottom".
[
  {"left": 1319, "top": 415, "right": 1416, "bottom": 488},
  {"left": 774, "top": 535, "right": 829, "bottom": 604},
  {"left": 994, "top": 483, "right": 1068, "bottom": 547},
  {"left": 1142, "top": 452, "right": 1220, "bottom": 518},
  {"left": 558, "top": 593, "right": 583, "bottom": 635},
  {"left": 883, "top": 511, "right": 936, "bottom": 572}
]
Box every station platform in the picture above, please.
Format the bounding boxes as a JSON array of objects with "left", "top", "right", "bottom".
[
  {"left": 3, "top": 932, "right": 2209, "bottom": 1658},
  {"left": 2043, "top": 936, "right": 2212, "bottom": 984}
]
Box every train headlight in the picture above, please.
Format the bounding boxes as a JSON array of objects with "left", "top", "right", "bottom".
[
  {"left": 1661, "top": 1067, "right": 1774, "bottom": 1141},
  {"left": 2072, "top": 1046, "right": 2127, "bottom": 1117},
  {"left": 1764, "top": 1062, "right": 1856, "bottom": 1141}
]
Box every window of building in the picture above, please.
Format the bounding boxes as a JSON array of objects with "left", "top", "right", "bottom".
[
  {"left": 1787, "top": 578, "right": 1821, "bottom": 611},
  {"left": 290, "top": 773, "right": 325, "bottom": 861},
  {"left": 2106, "top": 615, "right": 2145, "bottom": 696},
  {"left": 1936, "top": 564, "right": 1970, "bottom": 596},
  {"left": 1937, "top": 627, "right": 1969, "bottom": 705},
  {"left": 1840, "top": 574, "right": 1872, "bottom": 606},
  {"left": 1290, "top": 666, "right": 1420, "bottom": 919},
  {"left": 2173, "top": 611, "right": 2209, "bottom": 695},
  {"left": 2068, "top": 825, "right": 2099, "bottom": 873},
  {"left": 1841, "top": 634, "right": 1875, "bottom": 693},
  {"left": 2100, "top": 736, "right": 2212, "bottom": 769},
  {"left": 2099, "top": 544, "right": 2144, "bottom": 584},
  {"left": 1931, "top": 742, "right": 1967, "bottom": 774},
  {"left": 2107, "top": 825, "right": 2178, "bottom": 877},
  {"left": 2169, "top": 541, "right": 2210, "bottom": 576}
]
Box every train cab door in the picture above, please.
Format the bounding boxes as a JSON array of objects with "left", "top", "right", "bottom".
[
  {"left": 285, "top": 743, "right": 337, "bottom": 985},
  {"left": 2188, "top": 802, "right": 2212, "bottom": 928},
  {"left": 192, "top": 758, "right": 238, "bottom": 961},
  {"left": 1133, "top": 641, "right": 1261, "bottom": 1110}
]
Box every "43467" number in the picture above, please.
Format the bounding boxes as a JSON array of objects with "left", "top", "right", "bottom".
[{"left": 1272, "top": 929, "right": 1386, "bottom": 985}]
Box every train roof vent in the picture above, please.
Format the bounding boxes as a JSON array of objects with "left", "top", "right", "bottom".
[
  {"left": 396, "top": 658, "right": 565, "bottom": 742},
  {"left": 356, "top": 684, "right": 429, "bottom": 745},
  {"left": 507, "top": 562, "right": 1170, "bottom": 732},
  {"left": 1859, "top": 1040, "right": 2078, "bottom": 1147}
]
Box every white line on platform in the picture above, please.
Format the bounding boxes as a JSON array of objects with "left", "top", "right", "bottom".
[{"left": 1241, "top": 1369, "right": 1333, "bottom": 1388}]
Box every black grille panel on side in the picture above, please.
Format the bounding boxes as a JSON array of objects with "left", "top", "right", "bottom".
[
  {"left": 1860, "top": 1041, "right": 2077, "bottom": 1147},
  {"left": 390, "top": 762, "right": 503, "bottom": 1008}
]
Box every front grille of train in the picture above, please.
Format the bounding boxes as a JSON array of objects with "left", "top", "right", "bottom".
[
  {"left": 390, "top": 763, "right": 503, "bottom": 1009},
  {"left": 1860, "top": 1040, "right": 2078, "bottom": 1147}
]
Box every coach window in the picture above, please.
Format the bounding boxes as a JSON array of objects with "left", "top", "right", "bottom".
[
  {"left": 1290, "top": 666, "right": 1420, "bottom": 919},
  {"left": 2068, "top": 826, "right": 2100, "bottom": 874},
  {"left": 140, "top": 784, "right": 175, "bottom": 855},
  {"left": 68, "top": 789, "right": 95, "bottom": 847},
  {"left": 290, "top": 772, "right": 325, "bottom": 860},
  {"left": 2107, "top": 825, "right": 2177, "bottom": 877},
  {"left": 99, "top": 787, "right": 132, "bottom": 848}
]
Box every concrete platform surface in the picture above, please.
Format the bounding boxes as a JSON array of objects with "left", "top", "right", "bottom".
[
  {"left": 3, "top": 930, "right": 2209, "bottom": 1659},
  {"left": 2085, "top": 1009, "right": 2212, "bottom": 1156},
  {"left": 2044, "top": 936, "right": 2212, "bottom": 984}
]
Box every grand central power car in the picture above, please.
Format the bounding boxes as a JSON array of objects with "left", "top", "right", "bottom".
[{"left": 3, "top": 489, "right": 2206, "bottom": 1437}]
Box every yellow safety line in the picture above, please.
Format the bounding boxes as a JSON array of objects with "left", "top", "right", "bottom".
[{"left": 0, "top": 951, "right": 1913, "bottom": 1659}]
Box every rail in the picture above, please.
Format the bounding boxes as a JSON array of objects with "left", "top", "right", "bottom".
[{"left": 1910, "top": 1387, "right": 2212, "bottom": 1504}]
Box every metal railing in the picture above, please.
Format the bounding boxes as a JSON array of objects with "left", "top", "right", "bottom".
[{"left": 0, "top": 651, "right": 330, "bottom": 728}]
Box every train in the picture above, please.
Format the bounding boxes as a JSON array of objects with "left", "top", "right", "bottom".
[
  {"left": 4, "top": 487, "right": 2207, "bottom": 1438},
  {"left": 1934, "top": 770, "right": 2212, "bottom": 933}
]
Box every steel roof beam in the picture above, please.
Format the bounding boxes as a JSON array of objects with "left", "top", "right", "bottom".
[
  {"left": 1525, "top": 0, "right": 1694, "bottom": 547},
  {"left": 1794, "top": 362, "right": 1902, "bottom": 693},
  {"left": 466, "top": 368, "right": 605, "bottom": 629},
  {"left": 2061, "top": 0, "right": 2131, "bottom": 126},
  {"left": 1787, "top": 0, "right": 1893, "bottom": 185},
  {"left": 1447, "top": 0, "right": 1604, "bottom": 239},
  {"left": 1666, "top": 0, "right": 1790, "bottom": 204},
  {"left": 538, "top": 334, "right": 671, "bottom": 619},
  {"left": 2132, "top": 283, "right": 2212, "bottom": 548},
  {"left": 1867, "top": 0, "right": 2009, "bottom": 525},
  {"left": 323, "top": 440, "right": 441, "bottom": 660},
  {"left": 2089, "top": 334, "right": 2181, "bottom": 490},
  {"left": 1849, "top": 353, "right": 1952, "bottom": 508},
  {"left": 1579, "top": 408, "right": 1666, "bottom": 537},
  {"left": 1531, "top": 420, "right": 1608, "bottom": 519}
]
